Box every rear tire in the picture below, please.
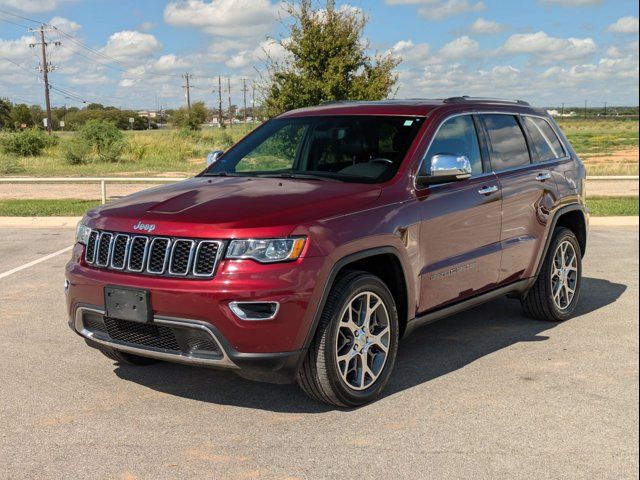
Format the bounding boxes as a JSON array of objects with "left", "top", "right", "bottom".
[
  {"left": 522, "top": 227, "right": 582, "bottom": 322},
  {"left": 100, "top": 349, "right": 159, "bottom": 366},
  {"left": 297, "top": 271, "right": 399, "bottom": 408}
]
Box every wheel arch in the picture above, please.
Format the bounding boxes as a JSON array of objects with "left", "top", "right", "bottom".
[
  {"left": 535, "top": 204, "right": 588, "bottom": 277},
  {"left": 300, "top": 247, "right": 412, "bottom": 357}
]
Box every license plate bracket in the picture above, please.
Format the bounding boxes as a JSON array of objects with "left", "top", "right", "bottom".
[{"left": 104, "top": 286, "right": 152, "bottom": 323}]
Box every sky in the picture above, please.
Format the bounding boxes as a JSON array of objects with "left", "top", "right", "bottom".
[{"left": 0, "top": 0, "right": 638, "bottom": 110}]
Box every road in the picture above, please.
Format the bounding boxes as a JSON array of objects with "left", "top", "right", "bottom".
[{"left": 0, "top": 226, "right": 638, "bottom": 480}]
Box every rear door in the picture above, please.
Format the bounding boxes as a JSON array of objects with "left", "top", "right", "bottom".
[
  {"left": 480, "top": 113, "right": 558, "bottom": 284},
  {"left": 416, "top": 114, "right": 502, "bottom": 312}
]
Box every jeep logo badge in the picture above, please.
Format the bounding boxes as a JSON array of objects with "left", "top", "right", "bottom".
[{"left": 133, "top": 221, "right": 156, "bottom": 233}]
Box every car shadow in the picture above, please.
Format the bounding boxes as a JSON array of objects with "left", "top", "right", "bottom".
[{"left": 113, "top": 277, "right": 626, "bottom": 413}]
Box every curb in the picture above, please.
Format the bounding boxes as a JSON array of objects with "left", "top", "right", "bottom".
[
  {"left": 589, "top": 216, "right": 639, "bottom": 227},
  {"left": 0, "top": 216, "right": 638, "bottom": 228},
  {"left": 0, "top": 216, "right": 82, "bottom": 228}
]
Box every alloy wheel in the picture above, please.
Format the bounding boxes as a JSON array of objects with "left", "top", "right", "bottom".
[
  {"left": 334, "top": 291, "right": 390, "bottom": 391},
  {"left": 550, "top": 240, "right": 578, "bottom": 310}
]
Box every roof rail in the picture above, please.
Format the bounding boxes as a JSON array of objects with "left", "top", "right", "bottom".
[{"left": 443, "top": 96, "right": 530, "bottom": 106}]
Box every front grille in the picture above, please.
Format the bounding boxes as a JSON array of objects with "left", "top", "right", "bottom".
[
  {"left": 84, "top": 230, "right": 222, "bottom": 279},
  {"left": 103, "top": 318, "right": 181, "bottom": 351}
]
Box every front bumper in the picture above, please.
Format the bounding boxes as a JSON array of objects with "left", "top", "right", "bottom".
[{"left": 66, "top": 243, "right": 331, "bottom": 383}]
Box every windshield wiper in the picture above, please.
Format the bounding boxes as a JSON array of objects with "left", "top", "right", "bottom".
[{"left": 256, "top": 172, "right": 342, "bottom": 182}]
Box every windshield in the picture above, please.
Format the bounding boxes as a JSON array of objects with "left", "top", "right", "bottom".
[{"left": 203, "top": 115, "right": 424, "bottom": 183}]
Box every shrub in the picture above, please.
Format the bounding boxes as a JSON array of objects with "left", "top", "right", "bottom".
[
  {"left": 63, "top": 120, "right": 127, "bottom": 164},
  {"left": 63, "top": 137, "right": 91, "bottom": 165},
  {"left": 0, "top": 154, "right": 24, "bottom": 174},
  {"left": 1, "top": 128, "right": 53, "bottom": 156}
]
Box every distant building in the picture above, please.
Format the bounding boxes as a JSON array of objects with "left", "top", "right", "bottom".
[{"left": 137, "top": 110, "right": 159, "bottom": 119}]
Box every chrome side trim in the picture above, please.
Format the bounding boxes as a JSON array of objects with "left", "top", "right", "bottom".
[{"left": 74, "top": 306, "right": 237, "bottom": 369}]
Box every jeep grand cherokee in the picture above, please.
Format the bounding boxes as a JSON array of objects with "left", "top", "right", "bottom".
[{"left": 66, "top": 97, "right": 588, "bottom": 407}]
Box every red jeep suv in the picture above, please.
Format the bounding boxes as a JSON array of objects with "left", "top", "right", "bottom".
[{"left": 66, "top": 97, "right": 588, "bottom": 407}]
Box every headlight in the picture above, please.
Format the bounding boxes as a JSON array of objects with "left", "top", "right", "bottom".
[
  {"left": 226, "top": 238, "right": 306, "bottom": 263},
  {"left": 76, "top": 221, "right": 92, "bottom": 245}
]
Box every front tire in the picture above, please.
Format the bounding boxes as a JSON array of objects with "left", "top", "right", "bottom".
[
  {"left": 522, "top": 227, "right": 582, "bottom": 322},
  {"left": 297, "top": 271, "right": 400, "bottom": 408}
]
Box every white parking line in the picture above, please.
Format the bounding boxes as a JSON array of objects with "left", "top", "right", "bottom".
[{"left": 0, "top": 246, "right": 73, "bottom": 280}]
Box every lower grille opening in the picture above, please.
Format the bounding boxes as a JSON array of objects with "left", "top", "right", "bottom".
[{"left": 103, "top": 318, "right": 181, "bottom": 351}]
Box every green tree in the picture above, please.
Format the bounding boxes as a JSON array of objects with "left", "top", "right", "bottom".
[
  {"left": 10, "top": 104, "right": 33, "bottom": 128},
  {"left": 263, "top": 0, "right": 400, "bottom": 117},
  {"left": 171, "top": 101, "right": 207, "bottom": 130},
  {"left": 0, "top": 98, "right": 12, "bottom": 129}
]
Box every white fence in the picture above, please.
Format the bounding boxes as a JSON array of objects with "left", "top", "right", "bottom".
[{"left": 0, "top": 175, "right": 638, "bottom": 204}]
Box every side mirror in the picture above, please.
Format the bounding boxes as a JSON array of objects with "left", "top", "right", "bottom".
[
  {"left": 206, "top": 150, "right": 224, "bottom": 166},
  {"left": 416, "top": 154, "right": 473, "bottom": 187}
]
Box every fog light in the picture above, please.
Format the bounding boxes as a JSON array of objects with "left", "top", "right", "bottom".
[
  {"left": 64, "top": 279, "right": 70, "bottom": 294},
  {"left": 229, "top": 301, "right": 279, "bottom": 321}
]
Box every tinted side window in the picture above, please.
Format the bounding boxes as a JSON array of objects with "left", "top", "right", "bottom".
[
  {"left": 421, "top": 115, "right": 483, "bottom": 175},
  {"left": 482, "top": 114, "right": 531, "bottom": 171},
  {"left": 522, "top": 116, "right": 565, "bottom": 162}
]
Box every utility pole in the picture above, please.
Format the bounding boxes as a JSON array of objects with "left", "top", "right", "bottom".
[
  {"left": 561, "top": 102, "right": 565, "bottom": 116},
  {"left": 604, "top": 102, "right": 608, "bottom": 116},
  {"left": 584, "top": 100, "right": 588, "bottom": 119},
  {"left": 29, "top": 25, "right": 59, "bottom": 133},
  {"left": 182, "top": 73, "right": 192, "bottom": 110},
  {"left": 217, "top": 75, "right": 223, "bottom": 127},
  {"left": 227, "top": 77, "right": 232, "bottom": 123},
  {"left": 241, "top": 78, "right": 248, "bottom": 124},
  {"left": 252, "top": 82, "right": 256, "bottom": 123}
]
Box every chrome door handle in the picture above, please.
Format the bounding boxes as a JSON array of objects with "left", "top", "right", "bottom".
[
  {"left": 478, "top": 185, "right": 498, "bottom": 195},
  {"left": 535, "top": 172, "right": 551, "bottom": 182}
]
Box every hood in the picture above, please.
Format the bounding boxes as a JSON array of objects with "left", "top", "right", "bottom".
[{"left": 86, "top": 176, "right": 382, "bottom": 238}]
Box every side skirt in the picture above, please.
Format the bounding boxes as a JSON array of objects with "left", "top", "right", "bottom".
[{"left": 403, "top": 277, "right": 536, "bottom": 337}]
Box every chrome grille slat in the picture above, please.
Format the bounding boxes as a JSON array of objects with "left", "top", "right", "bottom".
[
  {"left": 169, "top": 240, "right": 196, "bottom": 276},
  {"left": 110, "top": 234, "right": 130, "bottom": 270},
  {"left": 147, "top": 238, "right": 171, "bottom": 274},
  {"left": 95, "top": 232, "right": 114, "bottom": 267},
  {"left": 84, "top": 229, "right": 222, "bottom": 279},
  {"left": 85, "top": 231, "right": 99, "bottom": 264}
]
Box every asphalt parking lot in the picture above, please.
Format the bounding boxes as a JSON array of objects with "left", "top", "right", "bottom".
[{"left": 0, "top": 226, "right": 638, "bottom": 480}]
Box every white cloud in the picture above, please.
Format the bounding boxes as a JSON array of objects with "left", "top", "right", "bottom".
[
  {"left": 607, "top": 16, "right": 639, "bottom": 35},
  {"left": 102, "top": 31, "right": 161, "bottom": 61},
  {"left": 439, "top": 35, "right": 479, "bottom": 59},
  {"left": 0, "top": 0, "right": 68, "bottom": 12},
  {"left": 537, "top": 0, "right": 601, "bottom": 6},
  {"left": 500, "top": 31, "right": 597, "bottom": 63},
  {"left": 48, "top": 16, "right": 81, "bottom": 33},
  {"left": 469, "top": 18, "right": 505, "bottom": 34},
  {"left": 390, "top": 40, "right": 431, "bottom": 63},
  {"left": 163, "top": 0, "right": 281, "bottom": 37},
  {"left": 419, "top": 0, "right": 485, "bottom": 20},
  {"left": 225, "top": 39, "right": 287, "bottom": 69},
  {"left": 152, "top": 54, "right": 191, "bottom": 72},
  {"left": 0, "top": 35, "right": 36, "bottom": 61},
  {"left": 384, "top": 0, "right": 485, "bottom": 20},
  {"left": 138, "top": 21, "right": 156, "bottom": 32}
]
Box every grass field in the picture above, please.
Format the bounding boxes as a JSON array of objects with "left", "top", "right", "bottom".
[
  {"left": 0, "top": 196, "right": 637, "bottom": 217},
  {"left": 556, "top": 118, "right": 639, "bottom": 176},
  {"left": 0, "top": 118, "right": 638, "bottom": 177}
]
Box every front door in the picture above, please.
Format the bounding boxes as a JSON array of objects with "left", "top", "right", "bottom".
[{"left": 416, "top": 114, "right": 502, "bottom": 312}]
